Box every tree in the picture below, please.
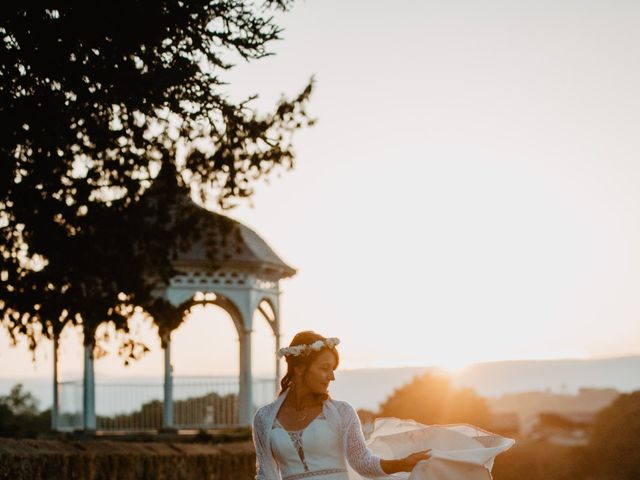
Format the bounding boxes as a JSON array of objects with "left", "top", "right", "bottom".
[
  {"left": 0, "top": 383, "right": 50, "bottom": 437},
  {"left": 0, "top": 1, "right": 313, "bottom": 353},
  {"left": 378, "top": 372, "right": 491, "bottom": 428},
  {"left": 588, "top": 391, "right": 640, "bottom": 480}
]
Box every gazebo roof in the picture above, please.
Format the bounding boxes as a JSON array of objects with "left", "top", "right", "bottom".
[
  {"left": 173, "top": 204, "right": 296, "bottom": 279},
  {"left": 145, "top": 163, "right": 296, "bottom": 280}
]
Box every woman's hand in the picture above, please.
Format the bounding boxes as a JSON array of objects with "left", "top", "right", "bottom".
[
  {"left": 400, "top": 449, "right": 432, "bottom": 472},
  {"left": 380, "top": 449, "right": 432, "bottom": 474}
]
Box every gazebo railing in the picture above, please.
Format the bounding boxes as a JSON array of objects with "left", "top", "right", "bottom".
[{"left": 56, "top": 377, "right": 276, "bottom": 432}]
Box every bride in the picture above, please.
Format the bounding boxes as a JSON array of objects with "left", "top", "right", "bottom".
[{"left": 252, "top": 331, "right": 431, "bottom": 480}]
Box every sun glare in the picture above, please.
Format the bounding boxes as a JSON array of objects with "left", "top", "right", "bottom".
[{"left": 434, "top": 357, "right": 476, "bottom": 375}]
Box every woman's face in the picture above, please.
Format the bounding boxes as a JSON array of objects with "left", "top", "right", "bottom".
[{"left": 300, "top": 349, "right": 337, "bottom": 394}]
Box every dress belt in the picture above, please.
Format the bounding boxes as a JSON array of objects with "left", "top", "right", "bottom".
[{"left": 282, "top": 468, "right": 347, "bottom": 480}]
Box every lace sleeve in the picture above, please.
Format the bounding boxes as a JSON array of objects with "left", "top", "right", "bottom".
[
  {"left": 338, "top": 401, "right": 387, "bottom": 478},
  {"left": 252, "top": 406, "right": 268, "bottom": 480}
]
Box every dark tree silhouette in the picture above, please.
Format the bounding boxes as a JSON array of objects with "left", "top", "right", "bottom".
[
  {"left": 588, "top": 391, "right": 640, "bottom": 480},
  {"left": 0, "top": 2, "right": 313, "bottom": 354},
  {"left": 378, "top": 373, "right": 491, "bottom": 428}
]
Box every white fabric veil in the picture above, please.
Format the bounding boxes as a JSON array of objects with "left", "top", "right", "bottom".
[{"left": 348, "top": 418, "right": 515, "bottom": 480}]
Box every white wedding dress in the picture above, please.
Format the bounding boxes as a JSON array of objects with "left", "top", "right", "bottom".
[
  {"left": 269, "top": 412, "right": 515, "bottom": 480},
  {"left": 256, "top": 389, "right": 514, "bottom": 480}
]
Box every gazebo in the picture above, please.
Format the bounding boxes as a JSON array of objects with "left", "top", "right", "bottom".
[
  {"left": 158, "top": 206, "right": 296, "bottom": 428},
  {"left": 52, "top": 187, "right": 296, "bottom": 431}
]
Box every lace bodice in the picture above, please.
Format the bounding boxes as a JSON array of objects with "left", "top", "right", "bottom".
[
  {"left": 253, "top": 389, "right": 386, "bottom": 480},
  {"left": 270, "top": 412, "right": 348, "bottom": 479}
]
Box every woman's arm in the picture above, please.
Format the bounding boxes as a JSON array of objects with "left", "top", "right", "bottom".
[
  {"left": 339, "top": 401, "right": 431, "bottom": 476},
  {"left": 252, "top": 407, "right": 268, "bottom": 480},
  {"left": 340, "top": 402, "right": 388, "bottom": 477}
]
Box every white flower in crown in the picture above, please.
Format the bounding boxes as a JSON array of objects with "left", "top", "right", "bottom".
[{"left": 277, "top": 337, "right": 340, "bottom": 358}]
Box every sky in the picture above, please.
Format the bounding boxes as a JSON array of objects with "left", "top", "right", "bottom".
[{"left": 2, "top": 0, "right": 640, "bottom": 382}]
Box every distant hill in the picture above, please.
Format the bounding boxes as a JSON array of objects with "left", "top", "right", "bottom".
[
  {"left": 331, "top": 356, "right": 640, "bottom": 410},
  {"left": 452, "top": 355, "right": 640, "bottom": 397}
]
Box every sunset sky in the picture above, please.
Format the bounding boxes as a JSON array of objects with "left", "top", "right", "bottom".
[{"left": 2, "top": 0, "right": 640, "bottom": 382}]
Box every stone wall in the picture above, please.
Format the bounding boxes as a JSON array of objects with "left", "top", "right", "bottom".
[{"left": 0, "top": 438, "right": 256, "bottom": 480}]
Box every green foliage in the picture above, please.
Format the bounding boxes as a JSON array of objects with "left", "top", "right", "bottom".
[
  {"left": 0, "top": 1, "right": 313, "bottom": 352},
  {"left": 0, "top": 384, "right": 50, "bottom": 437},
  {"left": 588, "top": 391, "right": 640, "bottom": 480},
  {"left": 378, "top": 372, "right": 491, "bottom": 428}
]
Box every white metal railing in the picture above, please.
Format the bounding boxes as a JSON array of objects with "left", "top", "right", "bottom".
[{"left": 56, "top": 377, "right": 276, "bottom": 432}]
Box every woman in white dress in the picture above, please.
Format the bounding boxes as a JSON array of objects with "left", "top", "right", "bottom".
[{"left": 252, "top": 331, "right": 431, "bottom": 480}]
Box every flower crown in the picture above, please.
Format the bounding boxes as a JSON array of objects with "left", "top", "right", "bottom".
[{"left": 277, "top": 337, "right": 340, "bottom": 358}]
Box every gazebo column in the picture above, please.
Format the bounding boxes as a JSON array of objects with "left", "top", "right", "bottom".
[
  {"left": 82, "top": 340, "right": 96, "bottom": 431},
  {"left": 51, "top": 334, "right": 59, "bottom": 431},
  {"left": 272, "top": 297, "right": 282, "bottom": 397},
  {"left": 163, "top": 334, "right": 174, "bottom": 429},
  {"left": 238, "top": 328, "right": 253, "bottom": 426},
  {"left": 274, "top": 331, "right": 281, "bottom": 394}
]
